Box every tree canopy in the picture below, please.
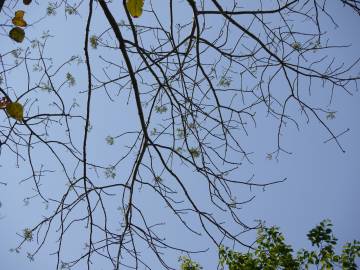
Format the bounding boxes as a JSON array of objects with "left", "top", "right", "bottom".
[
  {"left": 180, "top": 220, "right": 360, "bottom": 270},
  {"left": 0, "top": 0, "right": 359, "bottom": 269}
]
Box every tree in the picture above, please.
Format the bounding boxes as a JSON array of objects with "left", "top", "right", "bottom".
[
  {"left": 180, "top": 220, "right": 360, "bottom": 270},
  {"left": 0, "top": 0, "right": 359, "bottom": 269}
]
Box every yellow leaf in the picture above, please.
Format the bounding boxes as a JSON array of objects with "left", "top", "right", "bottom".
[
  {"left": 6, "top": 102, "right": 24, "bottom": 121},
  {"left": 9, "top": 27, "right": 25, "bottom": 43},
  {"left": 12, "top": 10, "right": 27, "bottom": 27},
  {"left": 126, "top": 0, "right": 144, "bottom": 18}
]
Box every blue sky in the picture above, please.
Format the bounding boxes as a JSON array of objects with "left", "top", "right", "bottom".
[{"left": 0, "top": 0, "right": 359, "bottom": 269}]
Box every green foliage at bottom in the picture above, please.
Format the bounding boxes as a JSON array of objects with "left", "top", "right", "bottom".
[{"left": 180, "top": 220, "right": 360, "bottom": 270}]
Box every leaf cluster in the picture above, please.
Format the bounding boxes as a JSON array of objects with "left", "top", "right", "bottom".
[{"left": 187, "top": 220, "right": 360, "bottom": 270}]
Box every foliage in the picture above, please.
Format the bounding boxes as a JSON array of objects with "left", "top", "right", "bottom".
[
  {"left": 0, "top": 0, "right": 359, "bottom": 269},
  {"left": 6, "top": 102, "right": 24, "bottom": 121},
  {"left": 179, "top": 256, "right": 203, "bottom": 270},
  {"left": 9, "top": 27, "right": 25, "bottom": 43},
  {"left": 9, "top": 9, "right": 28, "bottom": 43},
  {"left": 218, "top": 220, "right": 360, "bottom": 270},
  {"left": 23, "top": 228, "right": 33, "bottom": 242},
  {"left": 126, "top": 0, "right": 144, "bottom": 18},
  {"left": 12, "top": 10, "right": 27, "bottom": 27}
]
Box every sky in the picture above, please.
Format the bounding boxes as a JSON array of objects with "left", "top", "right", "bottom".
[{"left": 0, "top": 0, "right": 359, "bottom": 269}]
